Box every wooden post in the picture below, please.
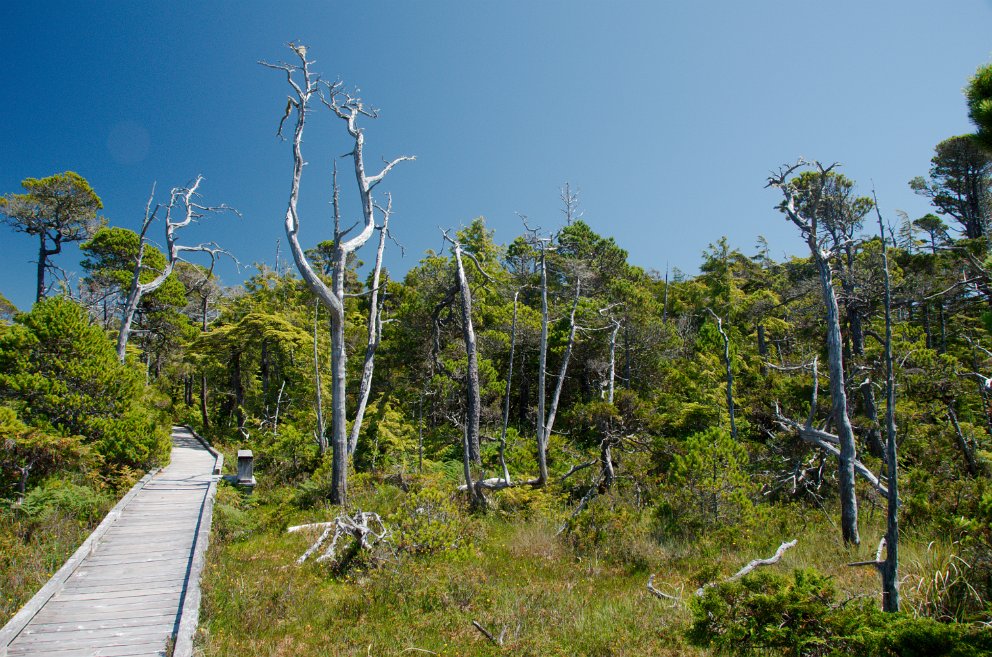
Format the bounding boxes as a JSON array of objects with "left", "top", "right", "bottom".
[{"left": 237, "top": 449, "right": 256, "bottom": 490}]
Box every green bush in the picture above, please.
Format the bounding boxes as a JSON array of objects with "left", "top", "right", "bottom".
[
  {"left": 387, "top": 483, "right": 468, "bottom": 556},
  {"left": 18, "top": 478, "right": 110, "bottom": 524},
  {"left": 0, "top": 297, "right": 170, "bottom": 471},
  {"left": 687, "top": 567, "right": 992, "bottom": 656},
  {"left": 664, "top": 426, "right": 755, "bottom": 534}
]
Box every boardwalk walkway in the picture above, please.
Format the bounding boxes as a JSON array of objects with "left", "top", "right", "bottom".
[{"left": 0, "top": 427, "right": 220, "bottom": 657}]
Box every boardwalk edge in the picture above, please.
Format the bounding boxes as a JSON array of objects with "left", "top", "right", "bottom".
[{"left": 172, "top": 425, "right": 222, "bottom": 657}]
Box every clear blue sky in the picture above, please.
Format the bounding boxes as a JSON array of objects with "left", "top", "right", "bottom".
[{"left": 2, "top": 1, "right": 991, "bottom": 311}]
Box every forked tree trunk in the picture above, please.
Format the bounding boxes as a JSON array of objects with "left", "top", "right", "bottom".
[
  {"left": 263, "top": 46, "right": 413, "bottom": 506},
  {"left": 537, "top": 278, "right": 581, "bottom": 485}
]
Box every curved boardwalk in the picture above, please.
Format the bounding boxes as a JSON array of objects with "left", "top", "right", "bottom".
[{"left": 0, "top": 427, "right": 219, "bottom": 657}]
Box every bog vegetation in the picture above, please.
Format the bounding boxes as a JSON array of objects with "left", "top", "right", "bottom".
[{"left": 3, "top": 48, "right": 992, "bottom": 655}]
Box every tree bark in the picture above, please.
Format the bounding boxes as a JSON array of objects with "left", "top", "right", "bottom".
[
  {"left": 313, "top": 301, "right": 327, "bottom": 455},
  {"left": 329, "top": 257, "right": 348, "bottom": 504},
  {"left": 232, "top": 351, "right": 246, "bottom": 438},
  {"left": 876, "top": 197, "right": 900, "bottom": 613},
  {"left": 536, "top": 248, "right": 550, "bottom": 485},
  {"left": 607, "top": 319, "right": 620, "bottom": 404},
  {"left": 199, "top": 294, "right": 210, "bottom": 430},
  {"left": 348, "top": 213, "right": 390, "bottom": 455},
  {"left": 453, "top": 242, "right": 482, "bottom": 465},
  {"left": 815, "top": 253, "right": 860, "bottom": 545},
  {"left": 860, "top": 381, "right": 885, "bottom": 459}
]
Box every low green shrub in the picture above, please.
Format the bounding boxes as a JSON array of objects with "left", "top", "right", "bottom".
[
  {"left": 687, "top": 567, "right": 992, "bottom": 656},
  {"left": 18, "top": 478, "right": 110, "bottom": 524},
  {"left": 387, "top": 483, "right": 470, "bottom": 556}
]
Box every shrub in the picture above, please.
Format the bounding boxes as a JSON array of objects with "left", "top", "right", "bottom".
[
  {"left": 662, "top": 426, "right": 755, "bottom": 535},
  {"left": 18, "top": 478, "right": 110, "bottom": 524},
  {"left": 0, "top": 297, "right": 170, "bottom": 471},
  {"left": 387, "top": 483, "right": 468, "bottom": 556},
  {"left": 687, "top": 567, "right": 992, "bottom": 656}
]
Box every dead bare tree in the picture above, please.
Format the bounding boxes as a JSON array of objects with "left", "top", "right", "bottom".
[
  {"left": 262, "top": 44, "right": 413, "bottom": 505},
  {"left": 534, "top": 232, "right": 554, "bottom": 485},
  {"left": 518, "top": 214, "right": 585, "bottom": 487},
  {"left": 434, "top": 230, "right": 495, "bottom": 505},
  {"left": 498, "top": 290, "right": 520, "bottom": 485},
  {"left": 115, "top": 177, "right": 235, "bottom": 361},
  {"left": 874, "top": 190, "right": 900, "bottom": 612},
  {"left": 313, "top": 300, "right": 327, "bottom": 453},
  {"left": 705, "top": 307, "right": 737, "bottom": 440},
  {"left": 769, "top": 160, "right": 860, "bottom": 546}
]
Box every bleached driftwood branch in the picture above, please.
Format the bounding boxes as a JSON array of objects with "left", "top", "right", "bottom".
[
  {"left": 695, "top": 539, "right": 798, "bottom": 597},
  {"left": 288, "top": 511, "right": 389, "bottom": 565},
  {"left": 647, "top": 540, "right": 798, "bottom": 605},
  {"left": 646, "top": 574, "right": 683, "bottom": 606}
]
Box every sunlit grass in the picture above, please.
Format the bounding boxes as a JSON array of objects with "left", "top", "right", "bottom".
[{"left": 196, "top": 481, "right": 972, "bottom": 656}]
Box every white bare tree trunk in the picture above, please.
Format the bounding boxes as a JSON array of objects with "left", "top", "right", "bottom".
[
  {"left": 348, "top": 208, "right": 390, "bottom": 455},
  {"left": 313, "top": 301, "right": 327, "bottom": 454},
  {"left": 607, "top": 318, "right": 620, "bottom": 404},
  {"left": 875, "top": 195, "right": 900, "bottom": 613},
  {"left": 705, "top": 307, "right": 736, "bottom": 440},
  {"left": 262, "top": 45, "right": 413, "bottom": 505},
  {"left": 543, "top": 277, "right": 581, "bottom": 454}
]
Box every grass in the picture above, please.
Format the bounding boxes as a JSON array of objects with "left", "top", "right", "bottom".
[
  {"left": 195, "top": 476, "right": 974, "bottom": 657},
  {"left": 0, "top": 508, "right": 107, "bottom": 625}
]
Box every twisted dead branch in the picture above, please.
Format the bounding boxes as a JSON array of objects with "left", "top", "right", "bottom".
[{"left": 288, "top": 511, "right": 389, "bottom": 565}]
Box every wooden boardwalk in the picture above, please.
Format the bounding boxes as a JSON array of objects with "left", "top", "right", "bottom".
[{"left": 0, "top": 427, "right": 220, "bottom": 657}]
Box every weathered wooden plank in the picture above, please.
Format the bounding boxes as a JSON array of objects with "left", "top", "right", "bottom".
[
  {"left": 21, "top": 613, "right": 177, "bottom": 633},
  {"left": 30, "top": 602, "right": 181, "bottom": 622},
  {"left": 10, "top": 625, "right": 174, "bottom": 648},
  {"left": 43, "top": 594, "right": 181, "bottom": 612},
  {"left": 8, "top": 639, "right": 171, "bottom": 657},
  {"left": 53, "top": 585, "right": 185, "bottom": 603}
]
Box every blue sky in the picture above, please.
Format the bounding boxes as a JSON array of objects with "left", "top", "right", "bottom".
[{"left": 1, "top": 1, "right": 991, "bottom": 310}]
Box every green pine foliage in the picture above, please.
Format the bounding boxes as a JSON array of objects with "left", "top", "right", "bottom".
[{"left": 0, "top": 297, "right": 170, "bottom": 472}]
